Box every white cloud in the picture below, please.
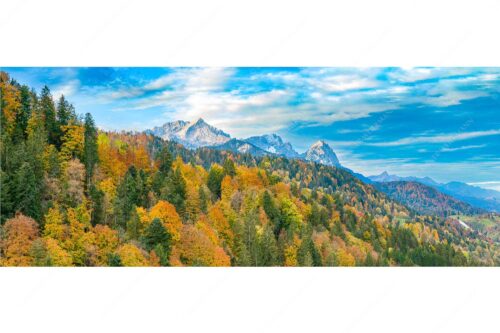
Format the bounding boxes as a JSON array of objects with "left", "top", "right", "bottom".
[
  {"left": 369, "top": 130, "right": 500, "bottom": 147},
  {"left": 420, "top": 76, "right": 491, "bottom": 107},
  {"left": 51, "top": 79, "right": 80, "bottom": 100},
  {"left": 467, "top": 181, "right": 500, "bottom": 192},
  {"left": 104, "top": 67, "right": 234, "bottom": 102},
  {"left": 440, "top": 144, "right": 486, "bottom": 152},
  {"left": 308, "top": 74, "right": 379, "bottom": 92},
  {"left": 387, "top": 67, "right": 473, "bottom": 83}
]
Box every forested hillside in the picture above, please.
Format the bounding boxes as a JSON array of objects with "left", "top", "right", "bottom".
[
  {"left": 375, "top": 181, "right": 484, "bottom": 216},
  {"left": 1, "top": 71, "right": 499, "bottom": 266}
]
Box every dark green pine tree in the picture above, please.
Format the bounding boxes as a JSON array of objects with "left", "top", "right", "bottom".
[
  {"left": 56, "top": 95, "right": 77, "bottom": 126},
  {"left": 207, "top": 165, "right": 224, "bottom": 199},
  {"left": 152, "top": 147, "right": 173, "bottom": 196},
  {"left": 5, "top": 105, "right": 47, "bottom": 224},
  {"left": 89, "top": 184, "right": 104, "bottom": 226},
  {"left": 107, "top": 253, "right": 122, "bottom": 267},
  {"left": 12, "top": 85, "right": 32, "bottom": 143},
  {"left": 243, "top": 209, "right": 259, "bottom": 266},
  {"left": 83, "top": 113, "right": 99, "bottom": 185},
  {"left": 364, "top": 252, "right": 376, "bottom": 266},
  {"left": 309, "top": 202, "right": 321, "bottom": 227},
  {"left": 198, "top": 186, "right": 208, "bottom": 214},
  {"left": 135, "top": 169, "right": 150, "bottom": 208},
  {"left": 126, "top": 206, "right": 140, "bottom": 240},
  {"left": 257, "top": 225, "right": 279, "bottom": 266},
  {"left": 114, "top": 167, "right": 139, "bottom": 228},
  {"left": 0, "top": 169, "right": 12, "bottom": 223},
  {"left": 13, "top": 162, "right": 42, "bottom": 221},
  {"left": 157, "top": 146, "right": 173, "bottom": 174},
  {"left": 231, "top": 219, "right": 251, "bottom": 266},
  {"left": 262, "top": 190, "right": 282, "bottom": 237},
  {"left": 161, "top": 168, "right": 186, "bottom": 216},
  {"left": 142, "top": 218, "right": 172, "bottom": 266},
  {"left": 223, "top": 158, "right": 236, "bottom": 177},
  {"left": 39, "top": 86, "right": 59, "bottom": 147}
]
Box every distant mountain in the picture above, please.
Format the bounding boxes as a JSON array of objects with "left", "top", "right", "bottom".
[
  {"left": 302, "top": 140, "right": 341, "bottom": 167},
  {"left": 369, "top": 171, "right": 402, "bottom": 183},
  {"left": 369, "top": 171, "right": 500, "bottom": 212},
  {"left": 149, "top": 118, "right": 230, "bottom": 148},
  {"left": 368, "top": 171, "right": 438, "bottom": 186},
  {"left": 245, "top": 134, "right": 299, "bottom": 158},
  {"left": 440, "top": 181, "right": 500, "bottom": 200},
  {"left": 374, "top": 181, "right": 484, "bottom": 216},
  {"left": 438, "top": 182, "right": 500, "bottom": 213},
  {"left": 210, "top": 138, "right": 270, "bottom": 156}
]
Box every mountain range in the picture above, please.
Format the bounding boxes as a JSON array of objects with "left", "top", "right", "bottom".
[
  {"left": 147, "top": 118, "right": 500, "bottom": 214},
  {"left": 374, "top": 181, "right": 484, "bottom": 216},
  {"left": 369, "top": 172, "right": 500, "bottom": 212},
  {"left": 148, "top": 118, "right": 341, "bottom": 167}
]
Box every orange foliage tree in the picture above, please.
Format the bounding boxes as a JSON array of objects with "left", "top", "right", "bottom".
[{"left": 0, "top": 214, "right": 39, "bottom": 266}]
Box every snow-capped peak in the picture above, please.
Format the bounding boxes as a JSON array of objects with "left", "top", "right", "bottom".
[
  {"left": 303, "top": 140, "right": 341, "bottom": 167},
  {"left": 244, "top": 133, "right": 299, "bottom": 158},
  {"left": 149, "top": 118, "right": 230, "bottom": 148}
]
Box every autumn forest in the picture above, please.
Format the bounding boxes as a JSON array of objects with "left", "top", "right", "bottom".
[{"left": 1, "top": 71, "right": 499, "bottom": 267}]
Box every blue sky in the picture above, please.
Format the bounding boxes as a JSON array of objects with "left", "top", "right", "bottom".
[{"left": 3, "top": 67, "right": 500, "bottom": 190}]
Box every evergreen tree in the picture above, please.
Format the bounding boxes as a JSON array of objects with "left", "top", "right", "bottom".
[
  {"left": 13, "top": 162, "right": 42, "bottom": 221},
  {"left": 364, "top": 252, "right": 376, "bottom": 266},
  {"left": 157, "top": 147, "right": 173, "bottom": 174},
  {"left": 223, "top": 158, "right": 236, "bottom": 177},
  {"left": 262, "top": 190, "right": 282, "bottom": 237},
  {"left": 13, "top": 85, "right": 32, "bottom": 143},
  {"left": 83, "top": 113, "right": 98, "bottom": 185},
  {"left": 257, "top": 225, "right": 279, "bottom": 266},
  {"left": 152, "top": 171, "right": 165, "bottom": 197},
  {"left": 126, "top": 207, "right": 140, "bottom": 240},
  {"left": 309, "top": 202, "right": 321, "bottom": 227},
  {"left": 89, "top": 185, "right": 104, "bottom": 226},
  {"left": 243, "top": 210, "right": 260, "bottom": 266},
  {"left": 332, "top": 220, "right": 346, "bottom": 240},
  {"left": 114, "top": 167, "right": 139, "bottom": 228},
  {"left": 152, "top": 147, "right": 172, "bottom": 196},
  {"left": 135, "top": 169, "right": 150, "bottom": 208},
  {"left": 142, "top": 218, "right": 172, "bottom": 266},
  {"left": 297, "top": 234, "right": 322, "bottom": 267},
  {"left": 0, "top": 169, "right": 12, "bottom": 223},
  {"left": 56, "top": 95, "right": 76, "bottom": 126},
  {"left": 25, "top": 110, "right": 47, "bottom": 181},
  {"left": 39, "top": 86, "right": 59, "bottom": 147},
  {"left": 207, "top": 165, "right": 224, "bottom": 199},
  {"left": 198, "top": 185, "right": 208, "bottom": 214},
  {"left": 161, "top": 168, "right": 186, "bottom": 216},
  {"left": 108, "top": 253, "right": 122, "bottom": 267},
  {"left": 232, "top": 219, "right": 251, "bottom": 266}
]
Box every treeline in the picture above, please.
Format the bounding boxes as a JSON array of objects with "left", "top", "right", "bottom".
[{"left": 1, "top": 71, "right": 498, "bottom": 266}]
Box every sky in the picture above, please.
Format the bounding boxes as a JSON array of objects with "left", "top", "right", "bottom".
[{"left": 3, "top": 67, "right": 500, "bottom": 190}]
